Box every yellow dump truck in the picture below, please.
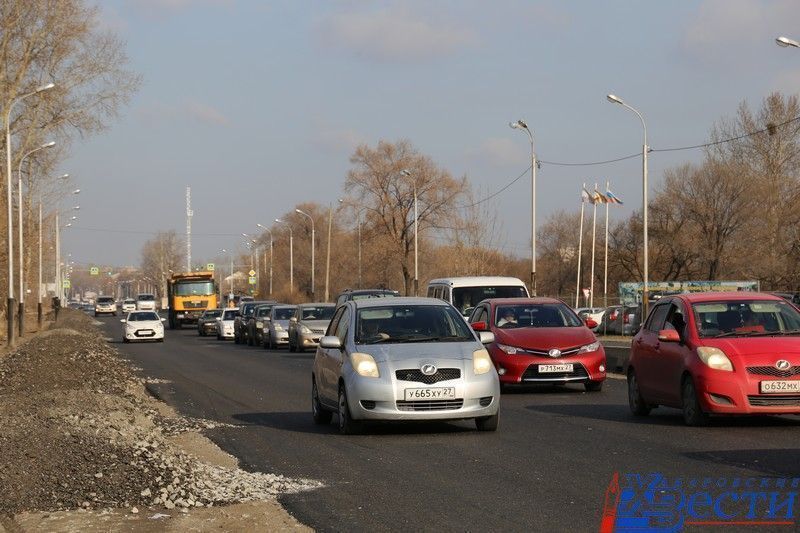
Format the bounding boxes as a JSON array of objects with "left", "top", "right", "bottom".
[{"left": 166, "top": 271, "right": 218, "bottom": 329}]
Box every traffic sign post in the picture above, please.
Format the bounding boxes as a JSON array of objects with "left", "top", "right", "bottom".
[
  {"left": 207, "top": 263, "right": 215, "bottom": 271},
  {"left": 62, "top": 280, "right": 71, "bottom": 289},
  {"left": 90, "top": 267, "right": 99, "bottom": 276},
  {"left": 248, "top": 276, "right": 257, "bottom": 285}
]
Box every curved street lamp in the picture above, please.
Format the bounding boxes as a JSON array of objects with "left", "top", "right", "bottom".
[
  {"left": 295, "top": 209, "right": 315, "bottom": 299},
  {"left": 3, "top": 81, "right": 54, "bottom": 345},
  {"left": 509, "top": 119, "right": 537, "bottom": 296},
  {"left": 275, "top": 219, "right": 294, "bottom": 294},
  {"left": 17, "top": 140, "right": 55, "bottom": 336},
  {"left": 776, "top": 36, "right": 800, "bottom": 48},
  {"left": 400, "top": 169, "right": 418, "bottom": 296},
  {"left": 256, "top": 223, "right": 274, "bottom": 296},
  {"left": 607, "top": 93, "right": 650, "bottom": 315}
]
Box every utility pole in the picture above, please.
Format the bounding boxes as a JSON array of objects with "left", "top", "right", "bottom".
[{"left": 186, "top": 186, "right": 192, "bottom": 272}]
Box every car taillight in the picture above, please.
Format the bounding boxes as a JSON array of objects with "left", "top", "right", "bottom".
[
  {"left": 624, "top": 314, "right": 630, "bottom": 324},
  {"left": 610, "top": 311, "right": 618, "bottom": 321}
]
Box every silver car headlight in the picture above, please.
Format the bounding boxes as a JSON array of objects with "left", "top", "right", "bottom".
[
  {"left": 256, "top": 321, "right": 263, "bottom": 329},
  {"left": 299, "top": 324, "right": 312, "bottom": 334},
  {"left": 350, "top": 352, "right": 380, "bottom": 378},
  {"left": 577, "top": 340, "right": 601, "bottom": 354},
  {"left": 274, "top": 323, "right": 284, "bottom": 331},
  {"left": 473, "top": 348, "right": 493, "bottom": 375}
]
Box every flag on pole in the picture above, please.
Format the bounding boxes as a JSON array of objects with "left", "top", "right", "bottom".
[
  {"left": 605, "top": 188, "right": 624, "bottom": 205},
  {"left": 581, "top": 187, "right": 595, "bottom": 204},
  {"left": 594, "top": 187, "right": 610, "bottom": 204}
]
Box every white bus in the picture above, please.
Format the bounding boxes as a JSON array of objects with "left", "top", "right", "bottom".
[{"left": 426, "top": 276, "right": 529, "bottom": 317}]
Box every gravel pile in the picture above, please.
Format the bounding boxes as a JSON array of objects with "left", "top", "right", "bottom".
[{"left": 0, "top": 309, "right": 320, "bottom": 517}]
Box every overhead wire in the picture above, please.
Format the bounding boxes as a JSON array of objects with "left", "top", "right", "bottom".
[{"left": 462, "top": 113, "right": 800, "bottom": 208}]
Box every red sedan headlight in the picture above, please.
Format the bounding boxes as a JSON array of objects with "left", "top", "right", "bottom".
[
  {"left": 577, "top": 340, "right": 601, "bottom": 354},
  {"left": 497, "top": 343, "right": 523, "bottom": 355}
]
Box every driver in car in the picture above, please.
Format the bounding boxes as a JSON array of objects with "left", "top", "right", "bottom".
[{"left": 497, "top": 309, "right": 518, "bottom": 327}]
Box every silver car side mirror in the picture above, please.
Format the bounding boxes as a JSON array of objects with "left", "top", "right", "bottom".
[
  {"left": 319, "top": 336, "right": 342, "bottom": 349},
  {"left": 478, "top": 331, "right": 495, "bottom": 345}
]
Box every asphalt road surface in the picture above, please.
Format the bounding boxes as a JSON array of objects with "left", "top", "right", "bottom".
[{"left": 98, "top": 315, "right": 800, "bottom": 532}]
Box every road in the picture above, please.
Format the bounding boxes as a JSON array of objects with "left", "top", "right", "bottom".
[{"left": 98, "top": 315, "right": 800, "bottom": 532}]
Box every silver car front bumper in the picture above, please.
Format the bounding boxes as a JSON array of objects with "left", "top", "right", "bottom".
[{"left": 345, "top": 372, "right": 500, "bottom": 421}]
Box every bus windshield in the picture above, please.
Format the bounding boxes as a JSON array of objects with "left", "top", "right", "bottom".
[{"left": 452, "top": 286, "right": 527, "bottom": 315}]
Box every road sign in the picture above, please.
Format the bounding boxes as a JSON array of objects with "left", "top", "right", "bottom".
[
  {"left": 207, "top": 263, "right": 215, "bottom": 271},
  {"left": 248, "top": 270, "right": 256, "bottom": 277},
  {"left": 248, "top": 276, "right": 257, "bottom": 285},
  {"left": 90, "top": 267, "right": 99, "bottom": 276},
  {"left": 62, "top": 280, "right": 71, "bottom": 289}
]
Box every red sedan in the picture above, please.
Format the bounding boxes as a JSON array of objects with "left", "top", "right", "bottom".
[
  {"left": 468, "top": 298, "right": 606, "bottom": 392},
  {"left": 628, "top": 292, "right": 800, "bottom": 426}
]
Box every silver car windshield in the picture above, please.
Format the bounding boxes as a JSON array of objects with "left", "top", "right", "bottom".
[
  {"left": 223, "top": 310, "right": 239, "bottom": 320},
  {"left": 301, "top": 306, "right": 335, "bottom": 320},
  {"left": 355, "top": 305, "right": 474, "bottom": 344}
]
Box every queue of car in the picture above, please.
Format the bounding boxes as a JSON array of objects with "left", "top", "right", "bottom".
[{"left": 103, "top": 275, "right": 800, "bottom": 433}]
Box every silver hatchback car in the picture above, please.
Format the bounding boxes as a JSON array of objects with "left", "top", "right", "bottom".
[{"left": 312, "top": 297, "right": 500, "bottom": 434}]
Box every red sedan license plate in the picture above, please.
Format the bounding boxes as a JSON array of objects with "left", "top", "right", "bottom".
[
  {"left": 539, "top": 364, "right": 573, "bottom": 373},
  {"left": 760, "top": 380, "right": 800, "bottom": 394}
]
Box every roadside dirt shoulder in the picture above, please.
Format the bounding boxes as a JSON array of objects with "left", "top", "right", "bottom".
[{"left": 0, "top": 309, "right": 317, "bottom": 531}]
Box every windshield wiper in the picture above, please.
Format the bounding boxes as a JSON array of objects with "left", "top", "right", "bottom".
[
  {"left": 746, "top": 329, "right": 800, "bottom": 337},
  {"left": 714, "top": 330, "right": 759, "bottom": 338},
  {"left": 405, "top": 335, "right": 470, "bottom": 342}
]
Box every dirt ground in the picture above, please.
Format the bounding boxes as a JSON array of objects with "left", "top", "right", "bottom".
[{"left": 0, "top": 309, "right": 317, "bottom": 532}]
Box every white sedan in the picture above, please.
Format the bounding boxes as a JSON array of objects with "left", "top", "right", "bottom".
[{"left": 121, "top": 311, "right": 165, "bottom": 342}]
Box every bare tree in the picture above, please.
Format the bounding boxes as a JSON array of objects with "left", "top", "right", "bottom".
[
  {"left": 140, "top": 232, "right": 185, "bottom": 300},
  {"left": 344, "top": 140, "right": 470, "bottom": 295},
  {"left": 0, "top": 0, "right": 140, "bottom": 320}
]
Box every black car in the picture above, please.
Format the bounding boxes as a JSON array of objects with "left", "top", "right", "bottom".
[
  {"left": 335, "top": 288, "right": 400, "bottom": 308},
  {"left": 234, "top": 301, "right": 272, "bottom": 344},
  {"left": 597, "top": 304, "right": 642, "bottom": 336},
  {"left": 246, "top": 303, "right": 277, "bottom": 346},
  {"left": 197, "top": 308, "right": 223, "bottom": 336}
]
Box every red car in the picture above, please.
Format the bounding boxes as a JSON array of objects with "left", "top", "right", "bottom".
[
  {"left": 628, "top": 292, "right": 800, "bottom": 426},
  {"left": 468, "top": 298, "right": 606, "bottom": 391}
]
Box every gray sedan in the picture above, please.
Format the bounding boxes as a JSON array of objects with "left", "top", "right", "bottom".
[
  {"left": 312, "top": 297, "right": 500, "bottom": 434},
  {"left": 289, "top": 303, "right": 336, "bottom": 352},
  {"left": 263, "top": 305, "right": 298, "bottom": 349}
]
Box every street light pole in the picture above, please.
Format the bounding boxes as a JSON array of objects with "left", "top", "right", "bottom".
[
  {"left": 510, "top": 119, "right": 537, "bottom": 296},
  {"left": 257, "top": 224, "right": 274, "bottom": 296},
  {"left": 275, "top": 219, "right": 293, "bottom": 295},
  {"left": 324, "top": 199, "right": 343, "bottom": 302},
  {"left": 400, "top": 170, "right": 418, "bottom": 296},
  {"left": 295, "top": 209, "right": 315, "bottom": 299},
  {"left": 607, "top": 94, "right": 649, "bottom": 316},
  {"left": 4, "top": 82, "right": 54, "bottom": 346},
  {"left": 41, "top": 175, "right": 71, "bottom": 325},
  {"left": 357, "top": 211, "right": 362, "bottom": 289},
  {"left": 17, "top": 141, "right": 55, "bottom": 336}
]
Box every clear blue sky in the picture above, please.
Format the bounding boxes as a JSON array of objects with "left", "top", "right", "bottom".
[{"left": 63, "top": 0, "right": 800, "bottom": 267}]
